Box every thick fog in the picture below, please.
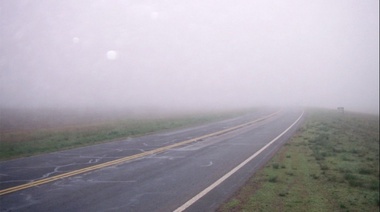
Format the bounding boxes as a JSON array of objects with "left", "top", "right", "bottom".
[{"left": 0, "top": 0, "right": 379, "bottom": 114}]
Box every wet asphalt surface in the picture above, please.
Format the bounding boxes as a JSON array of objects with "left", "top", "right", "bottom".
[{"left": 0, "top": 108, "right": 304, "bottom": 211}]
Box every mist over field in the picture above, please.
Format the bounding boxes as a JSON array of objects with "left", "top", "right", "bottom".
[{"left": 0, "top": 0, "right": 379, "bottom": 114}]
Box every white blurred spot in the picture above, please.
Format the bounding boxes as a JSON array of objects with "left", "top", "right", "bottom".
[
  {"left": 106, "top": 50, "right": 118, "bottom": 60},
  {"left": 151, "top": 12, "right": 159, "bottom": 20},
  {"left": 72, "top": 37, "right": 80, "bottom": 44}
]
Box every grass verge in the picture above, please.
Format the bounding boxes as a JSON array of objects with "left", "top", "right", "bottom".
[
  {"left": 0, "top": 110, "right": 250, "bottom": 160},
  {"left": 218, "top": 109, "right": 379, "bottom": 212}
]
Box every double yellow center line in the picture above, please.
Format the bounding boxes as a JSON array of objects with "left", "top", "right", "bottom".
[{"left": 0, "top": 110, "right": 280, "bottom": 196}]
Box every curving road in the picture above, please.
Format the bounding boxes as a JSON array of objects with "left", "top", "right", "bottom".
[{"left": 0, "top": 108, "right": 304, "bottom": 212}]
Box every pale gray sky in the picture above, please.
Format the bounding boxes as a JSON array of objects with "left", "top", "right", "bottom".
[{"left": 0, "top": 0, "right": 379, "bottom": 113}]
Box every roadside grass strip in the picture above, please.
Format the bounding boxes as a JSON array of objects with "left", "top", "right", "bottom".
[
  {"left": 0, "top": 111, "right": 280, "bottom": 196},
  {"left": 218, "top": 109, "right": 379, "bottom": 212},
  {"left": 0, "top": 110, "right": 253, "bottom": 160}
]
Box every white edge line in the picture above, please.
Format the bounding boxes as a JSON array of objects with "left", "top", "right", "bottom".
[{"left": 173, "top": 110, "right": 304, "bottom": 212}]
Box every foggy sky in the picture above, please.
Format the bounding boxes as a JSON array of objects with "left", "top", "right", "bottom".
[{"left": 0, "top": 0, "right": 379, "bottom": 114}]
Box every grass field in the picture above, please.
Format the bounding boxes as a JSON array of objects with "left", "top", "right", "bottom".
[
  {"left": 218, "top": 109, "right": 379, "bottom": 212},
  {"left": 0, "top": 108, "right": 252, "bottom": 160}
]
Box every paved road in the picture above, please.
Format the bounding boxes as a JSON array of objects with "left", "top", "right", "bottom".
[{"left": 0, "top": 108, "right": 304, "bottom": 211}]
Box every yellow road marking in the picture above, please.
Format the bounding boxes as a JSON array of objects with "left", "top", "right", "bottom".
[{"left": 0, "top": 110, "right": 281, "bottom": 196}]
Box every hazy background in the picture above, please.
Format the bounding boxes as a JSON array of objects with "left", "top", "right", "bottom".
[{"left": 0, "top": 0, "right": 379, "bottom": 114}]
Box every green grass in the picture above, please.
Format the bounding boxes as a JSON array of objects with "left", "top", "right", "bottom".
[
  {"left": 218, "top": 109, "right": 379, "bottom": 212},
  {"left": 0, "top": 110, "right": 250, "bottom": 160}
]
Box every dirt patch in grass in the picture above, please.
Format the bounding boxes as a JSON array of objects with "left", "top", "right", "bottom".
[{"left": 218, "top": 109, "right": 379, "bottom": 212}]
